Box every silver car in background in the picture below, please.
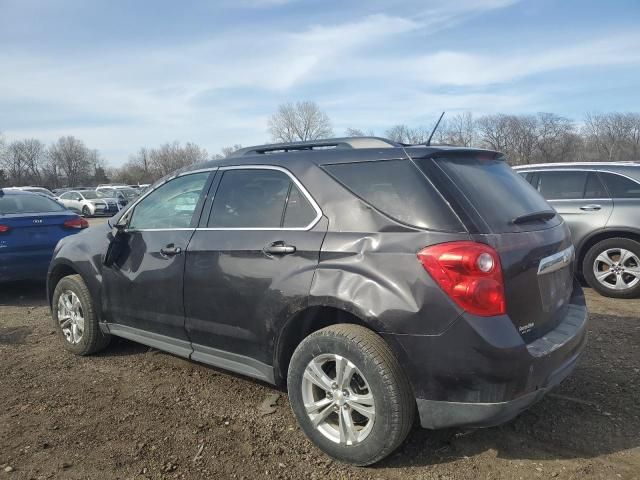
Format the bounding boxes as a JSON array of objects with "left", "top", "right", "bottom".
[
  {"left": 515, "top": 162, "right": 640, "bottom": 298},
  {"left": 57, "top": 190, "right": 120, "bottom": 217}
]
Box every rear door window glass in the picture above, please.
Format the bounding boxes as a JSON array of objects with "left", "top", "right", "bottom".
[
  {"left": 208, "top": 169, "right": 291, "bottom": 228},
  {"left": 283, "top": 184, "right": 317, "bottom": 228},
  {"left": 599, "top": 172, "right": 640, "bottom": 198},
  {"left": 584, "top": 173, "right": 608, "bottom": 198},
  {"left": 537, "top": 171, "right": 587, "bottom": 199},
  {"left": 323, "top": 159, "right": 463, "bottom": 231}
]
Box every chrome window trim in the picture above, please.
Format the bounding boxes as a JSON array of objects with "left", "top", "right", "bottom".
[
  {"left": 197, "top": 165, "right": 323, "bottom": 232},
  {"left": 122, "top": 168, "right": 218, "bottom": 232},
  {"left": 519, "top": 168, "right": 640, "bottom": 201}
]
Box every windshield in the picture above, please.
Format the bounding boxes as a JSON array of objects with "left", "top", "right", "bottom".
[
  {"left": 0, "top": 194, "right": 66, "bottom": 214},
  {"left": 117, "top": 188, "right": 138, "bottom": 199},
  {"left": 78, "top": 190, "right": 100, "bottom": 199}
]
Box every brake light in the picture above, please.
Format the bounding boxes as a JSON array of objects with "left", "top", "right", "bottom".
[
  {"left": 417, "top": 241, "right": 506, "bottom": 316},
  {"left": 63, "top": 217, "right": 89, "bottom": 229},
  {"left": 0, "top": 224, "right": 10, "bottom": 233}
]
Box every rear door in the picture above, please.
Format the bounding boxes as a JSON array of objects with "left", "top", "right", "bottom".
[
  {"left": 184, "top": 166, "right": 326, "bottom": 380},
  {"left": 101, "top": 171, "right": 212, "bottom": 354},
  {"left": 534, "top": 170, "right": 613, "bottom": 245}
]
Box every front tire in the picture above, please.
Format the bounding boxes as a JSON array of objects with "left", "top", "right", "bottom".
[
  {"left": 52, "top": 274, "right": 111, "bottom": 355},
  {"left": 583, "top": 237, "right": 640, "bottom": 298},
  {"left": 81, "top": 205, "right": 92, "bottom": 217},
  {"left": 287, "top": 324, "right": 414, "bottom": 466}
]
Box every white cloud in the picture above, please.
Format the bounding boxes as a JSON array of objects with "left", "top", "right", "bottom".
[{"left": 1, "top": 0, "right": 639, "bottom": 164}]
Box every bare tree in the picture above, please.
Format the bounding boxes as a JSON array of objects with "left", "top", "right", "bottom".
[
  {"left": 344, "top": 127, "right": 376, "bottom": 137},
  {"left": 534, "top": 113, "right": 575, "bottom": 163},
  {"left": 268, "top": 101, "right": 333, "bottom": 142},
  {"left": 47, "top": 136, "right": 93, "bottom": 186},
  {"left": 476, "top": 114, "right": 512, "bottom": 153},
  {"left": 583, "top": 112, "right": 632, "bottom": 162},
  {"left": 385, "top": 124, "right": 430, "bottom": 144},
  {"left": 442, "top": 112, "right": 476, "bottom": 146},
  {"left": 213, "top": 144, "right": 243, "bottom": 159},
  {"left": 149, "top": 142, "right": 207, "bottom": 177}
]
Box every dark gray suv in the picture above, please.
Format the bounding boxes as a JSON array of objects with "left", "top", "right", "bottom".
[
  {"left": 515, "top": 162, "right": 640, "bottom": 298},
  {"left": 47, "top": 138, "right": 588, "bottom": 465}
]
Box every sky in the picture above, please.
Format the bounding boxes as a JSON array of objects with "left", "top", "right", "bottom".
[{"left": 1, "top": 0, "right": 639, "bottom": 165}]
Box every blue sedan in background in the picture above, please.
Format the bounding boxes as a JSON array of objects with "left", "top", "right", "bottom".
[{"left": 0, "top": 189, "right": 88, "bottom": 282}]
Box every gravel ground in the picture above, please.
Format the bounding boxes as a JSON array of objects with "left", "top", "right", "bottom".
[{"left": 1, "top": 238, "right": 639, "bottom": 479}]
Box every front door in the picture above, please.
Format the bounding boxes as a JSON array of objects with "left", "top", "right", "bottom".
[
  {"left": 101, "top": 171, "right": 213, "bottom": 357},
  {"left": 184, "top": 167, "right": 327, "bottom": 381}
]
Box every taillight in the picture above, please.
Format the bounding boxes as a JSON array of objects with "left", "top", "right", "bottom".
[
  {"left": 417, "top": 241, "right": 506, "bottom": 316},
  {"left": 63, "top": 217, "right": 89, "bottom": 229},
  {"left": 0, "top": 224, "right": 10, "bottom": 234}
]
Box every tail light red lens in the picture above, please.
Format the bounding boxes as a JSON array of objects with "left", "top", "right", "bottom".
[
  {"left": 0, "top": 224, "right": 10, "bottom": 233},
  {"left": 63, "top": 217, "right": 89, "bottom": 229},
  {"left": 417, "top": 241, "right": 506, "bottom": 316}
]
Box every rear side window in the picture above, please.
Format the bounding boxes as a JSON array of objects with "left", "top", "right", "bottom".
[
  {"left": 323, "top": 159, "right": 463, "bottom": 231},
  {"left": 584, "top": 173, "right": 608, "bottom": 198},
  {"left": 599, "top": 172, "right": 640, "bottom": 198},
  {"left": 283, "top": 184, "right": 316, "bottom": 228},
  {"left": 208, "top": 169, "right": 318, "bottom": 229},
  {"left": 0, "top": 194, "right": 66, "bottom": 214},
  {"left": 417, "top": 156, "right": 555, "bottom": 233},
  {"left": 538, "top": 171, "right": 587, "bottom": 199}
]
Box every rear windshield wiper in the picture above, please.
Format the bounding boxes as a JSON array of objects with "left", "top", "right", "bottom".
[{"left": 512, "top": 210, "right": 556, "bottom": 225}]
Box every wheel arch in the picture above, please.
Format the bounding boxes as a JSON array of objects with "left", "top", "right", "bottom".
[
  {"left": 47, "top": 260, "right": 103, "bottom": 323},
  {"left": 273, "top": 305, "right": 375, "bottom": 387}
]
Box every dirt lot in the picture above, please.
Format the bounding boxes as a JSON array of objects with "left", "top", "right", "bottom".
[{"left": 1, "top": 233, "right": 639, "bottom": 479}]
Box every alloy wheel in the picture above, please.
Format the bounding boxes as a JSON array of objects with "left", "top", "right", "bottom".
[
  {"left": 57, "top": 290, "right": 85, "bottom": 344},
  {"left": 593, "top": 247, "right": 640, "bottom": 291},
  {"left": 301, "top": 353, "right": 375, "bottom": 445}
]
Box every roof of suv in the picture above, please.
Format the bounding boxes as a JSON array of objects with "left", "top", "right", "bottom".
[
  {"left": 192, "top": 137, "right": 501, "bottom": 171},
  {"left": 513, "top": 162, "right": 640, "bottom": 181},
  {"left": 513, "top": 161, "right": 640, "bottom": 170}
]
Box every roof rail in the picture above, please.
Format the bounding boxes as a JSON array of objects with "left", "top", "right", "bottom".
[{"left": 230, "top": 137, "right": 401, "bottom": 157}]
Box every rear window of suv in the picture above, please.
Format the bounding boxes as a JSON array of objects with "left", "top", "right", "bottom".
[
  {"left": 323, "top": 159, "right": 464, "bottom": 232},
  {"left": 415, "top": 155, "right": 558, "bottom": 233}
]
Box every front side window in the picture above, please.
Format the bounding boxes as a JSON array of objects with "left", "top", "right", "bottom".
[
  {"left": 537, "top": 171, "right": 588, "bottom": 200},
  {"left": 59, "top": 192, "right": 74, "bottom": 200},
  {"left": 599, "top": 172, "right": 640, "bottom": 198},
  {"left": 208, "top": 169, "right": 317, "bottom": 229},
  {"left": 129, "top": 173, "right": 209, "bottom": 229}
]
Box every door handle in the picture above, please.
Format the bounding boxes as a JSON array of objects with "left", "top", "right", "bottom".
[
  {"left": 263, "top": 241, "right": 296, "bottom": 256},
  {"left": 160, "top": 245, "right": 183, "bottom": 256},
  {"left": 580, "top": 204, "right": 602, "bottom": 211}
]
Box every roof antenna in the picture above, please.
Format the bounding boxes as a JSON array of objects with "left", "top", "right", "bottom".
[{"left": 426, "top": 111, "right": 445, "bottom": 146}]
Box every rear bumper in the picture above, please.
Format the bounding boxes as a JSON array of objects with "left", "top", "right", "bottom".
[{"left": 381, "top": 279, "right": 588, "bottom": 429}]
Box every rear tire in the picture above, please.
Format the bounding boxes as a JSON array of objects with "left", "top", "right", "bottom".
[
  {"left": 583, "top": 237, "right": 640, "bottom": 298},
  {"left": 287, "top": 324, "right": 414, "bottom": 466},
  {"left": 52, "top": 274, "right": 111, "bottom": 355}
]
